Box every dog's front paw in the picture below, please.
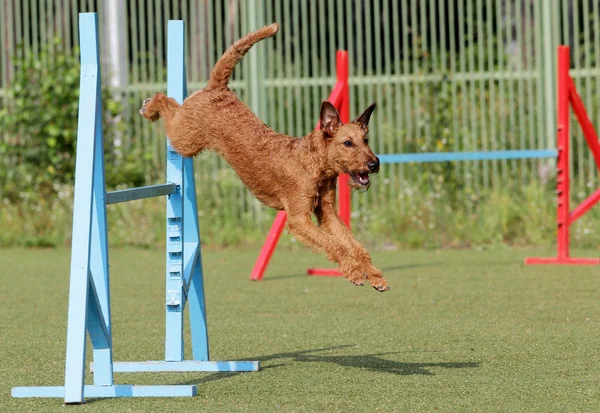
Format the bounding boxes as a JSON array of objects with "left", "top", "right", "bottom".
[
  {"left": 365, "top": 267, "right": 390, "bottom": 292},
  {"left": 369, "top": 277, "right": 390, "bottom": 292}
]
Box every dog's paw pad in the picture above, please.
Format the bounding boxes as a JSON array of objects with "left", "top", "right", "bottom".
[{"left": 370, "top": 280, "right": 390, "bottom": 292}]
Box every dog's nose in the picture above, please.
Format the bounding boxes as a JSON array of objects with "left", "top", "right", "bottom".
[{"left": 367, "top": 158, "right": 380, "bottom": 173}]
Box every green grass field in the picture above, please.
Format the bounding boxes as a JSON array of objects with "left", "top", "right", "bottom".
[{"left": 2, "top": 246, "right": 600, "bottom": 412}]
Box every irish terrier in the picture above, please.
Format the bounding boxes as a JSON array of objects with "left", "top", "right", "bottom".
[{"left": 140, "top": 23, "right": 389, "bottom": 291}]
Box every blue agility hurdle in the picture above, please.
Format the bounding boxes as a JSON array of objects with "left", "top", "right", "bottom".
[
  {"left": 378, "top": 149, "right": 557, "bottom": 164},
  {"left": 12, "top": 13, "right": 258, "bottom": 404}
]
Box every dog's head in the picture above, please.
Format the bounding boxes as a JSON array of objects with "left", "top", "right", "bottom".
[{"left": 320, "top": 101, "right": 379, "bottom": 190}]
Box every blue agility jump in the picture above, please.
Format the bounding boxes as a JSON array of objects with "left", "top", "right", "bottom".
[
  {"left": 12, "top": 13, "right": 258, "bottom": 404},
  {"left": 378, "top": 149, "right": 557, "bottom": 164}
]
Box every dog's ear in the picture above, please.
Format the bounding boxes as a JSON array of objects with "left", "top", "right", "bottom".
[
  {"left": 320, "top": 101, "right": 341, "bottom": 137},
  {"left": 354, "top": 103, "right": 376, "bottom": 129}
]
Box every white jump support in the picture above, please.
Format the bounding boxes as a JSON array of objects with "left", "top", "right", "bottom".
[{"left": 12, "top": 13, "right": 258, "bottom": 404}]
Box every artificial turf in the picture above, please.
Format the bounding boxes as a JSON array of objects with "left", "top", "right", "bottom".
[{"left": 1, "top": 246, "right": 600, "bottom": 412}]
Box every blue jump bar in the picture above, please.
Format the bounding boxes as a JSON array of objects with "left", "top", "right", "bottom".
[
  {"left": 106, "top": 360, "right": 260, "bottom": 373},
  {"left": 12, "top": 384, "right": 197, "bottom": 399},
  {"left": 378, "top": 149, "right": 557, "bottom": 164},
  {"left": 106, "top": 183, "right": 178, "bottom": 204}
]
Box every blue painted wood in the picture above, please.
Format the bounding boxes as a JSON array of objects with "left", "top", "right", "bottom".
[
  {"left": 85, "top": 275, "right": 111, "bottom": 350},
  {"left": 88, "top": 14, "right": 113, "bottom": 387},
  {"left": 176, "top": 21, "right": 209, "bottom": 359},
  {"left": 183, "top": 155, "right": 209, "bottom": 360},
  {"left": 183, "top": 242, "right": 199, "bottom": 285},
  {"left": 165, "top": 20, "right": 186, "bottom": 362},
  {"left": 186, "top": 242, "right": 209, "bottom": 360},
  {"left": 63, "top": 12, "right": 102, "bottom": 404},
  {"left": 12, "top": 385, "right": 197, "bottom": 399},
  {"left": 377, "top": 149, "right": 557, "bottom": 164},
  {"left": 109, "top": 361, "right": 260, "bottom": 372},
  {"left": 106, "top": 183, "right": 178, "bottom": 204},
  {"left": 13, "top": 15, "right": 260, "bottom": 402}
]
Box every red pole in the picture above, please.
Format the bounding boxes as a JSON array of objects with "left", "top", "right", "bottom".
[
  {"left": 556, "top": 46, "right": 571, "bottom": 260},
  {"left": 249, "top": 211, "right": 287, "bottom": 281},
  {"left": 336, "top": 51, "right": 351, "bottom": 228},
  {"left": 307, "top": 51, "right": 350, "bottom": 277},
  {"left": 569, "top": 188, "right": 600, "bottom": 223},
  {"left": 525, "top": 46, "right": 600, "bottom": 265},
  {"left": 338, "top": 175, "right": 351, "bottom": 228},
  {"left": 567, "top": 76, "right": 600, "bottom": 171},
  {"left": 252, "top": 50, "right": 354, "bottom": 280}
]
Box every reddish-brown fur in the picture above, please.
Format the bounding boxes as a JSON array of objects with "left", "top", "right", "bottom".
[{"left": 140, "top": 23, "right": 389, "bottom": 291}]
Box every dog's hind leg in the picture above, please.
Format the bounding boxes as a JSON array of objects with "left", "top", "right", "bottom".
[
  {"left": 140, "top": 93, "right": 204, "bottom": 157},
  {"left": 139, "top": 93, "right": 181, "bottom": 123}
]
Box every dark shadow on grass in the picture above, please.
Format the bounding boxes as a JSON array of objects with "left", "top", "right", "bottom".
[
  {"left": 174, "top": 345, "right": 356, "bottom": 386},
  {"left": 83, "top": 346, "right": 479, "bottom": 403},
  {"left": 260, "top": 263, "right": 442, "bottom": 282},
  {"left": 174, "top": 344, "right": 480, "bottom": 386},
  {"left": 293, "top": 353, "right": 479, "bottom": 376}
]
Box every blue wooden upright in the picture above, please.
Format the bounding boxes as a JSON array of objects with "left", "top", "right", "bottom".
[{"left": 12, "top": 13, "right": 258, "bottom": 404}]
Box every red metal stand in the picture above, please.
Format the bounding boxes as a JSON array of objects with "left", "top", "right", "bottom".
[
  {"left": 525, "top": 46, "right": 600, "bottom": 265},
  {"left": 249, "top": 211, "right": 287, "bottom": 281},
  {"left": 250, "top": 51, "right": 351, "bottom": 281}
]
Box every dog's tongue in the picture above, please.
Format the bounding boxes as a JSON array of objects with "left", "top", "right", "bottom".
[{"left": 357, "top": 172, "right": 369, "bottom": 185}]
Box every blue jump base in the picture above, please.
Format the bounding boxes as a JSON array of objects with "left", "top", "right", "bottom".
[
  {"left": 98, "top": 360, "right": 260, "bottom": 373},
  {"left": 13, "top": 385, "right": 198, "bottom": 400},
  {"left": 12, "top": 13, "right": 258, "bottom": 404}
]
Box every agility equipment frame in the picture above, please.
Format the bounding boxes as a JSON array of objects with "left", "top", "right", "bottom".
[
  {"left": 12, "top": 13, "right": 258, "bottom": 404},
  {"left": 249, "top": 46, "right": 564, "bottom": 281},
  {"left": 526, "top": 46, "right": 600, "bottom": 265}
]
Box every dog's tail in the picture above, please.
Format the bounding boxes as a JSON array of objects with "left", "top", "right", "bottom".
[{"left": 207, "top": 23, "right": 279, "bottom": 89}]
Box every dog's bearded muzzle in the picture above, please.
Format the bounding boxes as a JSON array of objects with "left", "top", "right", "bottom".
[
  {"left": 346, "top": 158, "right": 379, "bottom": 191},
  {"left": 348, "top": 170, "right": 375, "bottom": 192}
]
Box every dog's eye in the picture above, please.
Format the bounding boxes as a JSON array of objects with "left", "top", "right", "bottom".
[{"left": 343, "top": 140, "right": 353, "bottom": 147}]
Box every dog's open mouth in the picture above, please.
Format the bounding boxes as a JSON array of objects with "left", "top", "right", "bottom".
[{"left": 350, "top": 172, "right": 371, "bottom": 188}]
